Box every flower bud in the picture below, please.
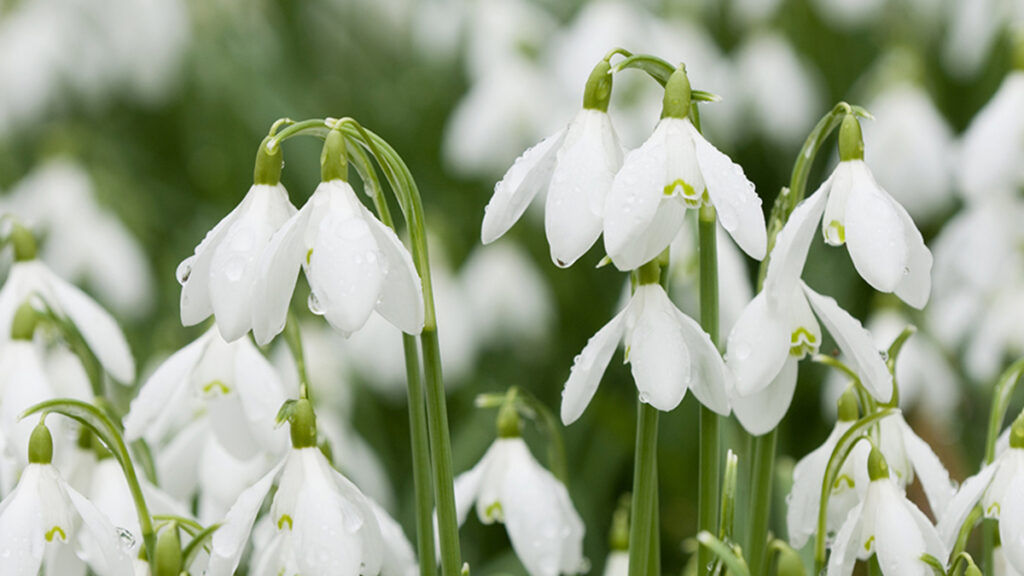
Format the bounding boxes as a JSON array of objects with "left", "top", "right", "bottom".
[
  {"left": 253, "top": 136, "right": 283, "bottom": 185},
  {"left": 774, "top": 543, "right": 807, "bottom": 576},
  {"left": 661, "top": 66, "right": 692, "bottom": 120},
  {"left": 155, "top": 525, "right": 183, "bottom": 576},
  {"left": 867, "top": 446, "right": 889, "bottom": 482},
  {"left": 28, "top": 420, "right": 53, "bottom": 465},
  {"left": 838, "top": 114, "right": 864, "bottom": 162},
  {"left": 582, "top": 59, "right": 613, "bottom": 112}
]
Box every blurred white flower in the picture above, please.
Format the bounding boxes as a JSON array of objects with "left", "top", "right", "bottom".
[
  {"left": 561, "top": 283, "right": 730, "bottom": 424},
  {"left": 452, "top": 436, "right": 586, "bottom": 576},
  {"left": 254, "top": 179, "right": 424, "bottom": 343},
  {"left": 727, "top": 191, "right": 893, "bottom": 435},
  {"left": 732, "top": 33, "right": 823, "bottom": 149},
  {"left": 317, "top": 410, "right": 397, "bottom": 513},
  {"left": 2, "top": 161, "right": 155, "bottom": 318},
  {"left": 124, "top": 327, "right": 294, "bottom": 462},
  {"left": 603, "top": 109, "right": 766, "bottom": 270},
  {"left": 862, "top": 83, "right": 956, "bottom": 224},
  {"left": 811, "top": 0, "right": 886, "bottom": 29},
  {"left": 826, "top": 448, "right": 947, "bottom": 576},
  {"left": 0, "top": 258, "right": 135, "bottom": 384},
  {"left": 602, "top": 550, "right": 629, "bottom": 576},
  {"left": 463, "top": 0, "right": 557, "bottom": 82},
  {"left": 941, "top": 0, "right": 1009, "bottom": 78},
  {"left": 206, "top": 446, "right": 394, "bottom": 576},
  {"left": 0, "top": 426, "right": 134, "bottom": 576},
  {"left": 958, "top": 71, "right": 1024, "bottom": 203},
  {"left": 937, "top": 422, "right": 1024, "bottom": 573},
  {"left": 482, "top": 105, "right": 624, "bottom": 267},
  {"left": 178, "top": 183, "right": 296, "bottom": 342}
]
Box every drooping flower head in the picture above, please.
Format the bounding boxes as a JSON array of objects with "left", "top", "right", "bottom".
[
  {"left": 254, "top": 128, "right": 424, "bottom": 344},
  {"left": 177, "top": 137, "right": 296, "bottom": 342},
  {"left": 482, "top": 57, "right": 624, "bottom": 267},
  {"left": 603, "top": 66, "right": 766, "bottom": 271}
]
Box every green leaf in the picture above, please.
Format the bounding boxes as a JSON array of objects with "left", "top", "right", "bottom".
[
  {"left": 696, "top": 531, "right": 751, "bottom": 576},
  {"left": 919, "top": 553, "right": 947, "bottom": 576},
  {"left": 182, "top": 522, "right": 221, "bottom": 568}
]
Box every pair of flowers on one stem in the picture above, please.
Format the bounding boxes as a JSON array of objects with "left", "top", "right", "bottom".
[{"left": 178, "top": 124, "right": 425, "bottom": 347}]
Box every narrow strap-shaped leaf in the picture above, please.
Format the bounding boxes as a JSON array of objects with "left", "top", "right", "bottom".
[{"left": 697, "top": 531, "right": 751, "bottom": 576}]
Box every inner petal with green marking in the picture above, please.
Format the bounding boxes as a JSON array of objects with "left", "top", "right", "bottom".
[{"left": 789, "top": 327, "right": 818, "bottom": 357}]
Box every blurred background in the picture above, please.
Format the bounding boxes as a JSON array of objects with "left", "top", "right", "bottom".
[{"left": 1, "top": 0, "right": 1023, "bottom": 573}]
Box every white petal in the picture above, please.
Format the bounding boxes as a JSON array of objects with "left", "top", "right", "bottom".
[
  {"left": 1, "top": 343, "right": 53, "bottom": 465},
  {"left": 560, "top": 306, "right": 628, "bottom": 425},
  {"left": 826, "top": 501, "right": 863, "bottom": 576},
  {"left": 231, "top": 338, "right": 290, "bottom": 453},
  {"left": 308, "top": 183, "right": 384, "bottom": 334},
  {"left": 209, "top": 184, "right": 296, "bottom": 341},
  {"left": 732, "top": 355, "right": 798, "bottom": 435},
  {"left": 726, "top": 292, "right": 790, "bottom": 396},
  {"left": 873, "top": 483, "right": 929, "bottom": 576},
  {"left": 363, "top": 207, "right": 425, "bottom": 335},
  {"left": 67, "top": 485, "right": 134, "bottom": 576},
  {"left": 324, "top": 457, "right": 384, "bottom": 576},
  {"left": 937, "top": 464, "right": 995, "bottom": 546},
  {"left": 0, "top": 468, "right": 45, "bottom": 576},
  {"left": 844, "top": 162, "right": 908, "bottom": 293},
  {"left": 787, "top": 421, "right": 851, "bottom": 549},
  {"left": 123, "top": 331, "right": 210, "bottom": 442},
  {"left": 899, "top": 418, "right": 954, "bottom": 522},
  {"left": 500, "top": 439, "right": 585, "bottom": 576},
  {"left": 905, "top": 494, "right": 950, "bottom": 568},
  {"left": 802, "top": 284, "right": 893, "bottom": 402},
  {"left": 252, "top": 203, "right": 313, "bottom": 346},
  {"left": 47, "top": 269, "right": 135, "bottom": 383},
  {"left": 180, "top": 202, "right": 242, "bottom": 327},
  {"left": 985, "top": 451, "right": 1024, "bottom": 518},
  {"left": 155, "top": 420, "right": 207, "bottom": 502},
  {"left": 206, "top": 461, "right": 282, "bottom": 576},
  {"left": 604, "top": 121, "right": 682, "bottom": 270},
  {"left": 892, "top": 200, "right": 932, "bottom": 309},
  {"left": 370, "top": 501, "right": 418, "bottom": 576},
  {"left": 1000, "top": 474, "right": 1024, "bottom": 574},
  {"left": 764, "top": 185, "right": 830, "bottom": 300},
  {"left": 292, "top": 474, "right": 364, "bottom": 576},
  {"left": 452, "top": 450, "right": 490, "bottom": 528},
  {"left": 628, "top": 285, "right": 691, "bottom": 412},
  {"left": 688, "top": 121, "right": 766, "bottom": 259},
  {"left": 481, "top": 128, "right": 567, "bottom": 244},
  {"left": 545, "top": 110, "right": 622, "bottom": 267},
  {"left": 822, "top": 162, "right": 854, "bottom": 246}
]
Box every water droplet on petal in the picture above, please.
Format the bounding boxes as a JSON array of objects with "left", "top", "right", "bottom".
[
  {"left": 224, "top": 257, "right": 246, "bottom": 282},
  {"left": 733, "top": 341, "right": 752, "bottom": 361},
  {"left": 117, "top": 528, "right": 136, "bottom": 551},
  {"left": 638, "top": 392, "right": 650, "bottom": 404},
  {"left": 176, "top": 257, "right": 195, "bottom": 285},
  {"left": 308, "top": 292, "right": 325, "bottom": 315}
]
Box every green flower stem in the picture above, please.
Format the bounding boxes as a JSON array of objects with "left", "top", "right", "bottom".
[
  {"left": 629, "top": 400, "right": 660, "bottom": 576},
  {"left": 697, "top": 204, "right": 720, "bottom": 576},
  {"left": 746, "top": 432, "right": 776, "bottom": 576},
  {"left": 349, "top": 141, "right": 437, "bottom": 576},
  {"left": 982, "top": 357, "right": 1024, "bottom": 572},
  {"left": 282, "top": 311, "right": 312, "bottom": 400},
  {"left": 340, "top": 120, "right": 460, "bottom": 575}
]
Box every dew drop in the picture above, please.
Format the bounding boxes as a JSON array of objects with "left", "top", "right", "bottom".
[
  {"left": 336, "top": 219, "right": 371, "bottom": 240},
  {"left": 308, "top": 292, "right": 325, "bottom": 315},
  {"left": 224, "top": 257, "right": 246, "bottom": 282},
  {"left": 638, "top": 392, "right": 650, "bottom": 404},
  {"left": 902, "top": 266, "right": 910, "bottom": 276},
  {"left": 117, "top": 528, "right": 136, "bottom": 551},
  {"left": 733, "top": 341, "right": 752, "bottom": 361},
  {"left": 365, "top": 250, "right": 378, "bottom": 264}
]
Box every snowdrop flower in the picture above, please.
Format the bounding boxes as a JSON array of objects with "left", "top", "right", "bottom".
[
  {"left": 177, "top": 139, "right": 296, "bottom": 342},
  {"left": 862, "top": 82, "right": 955, "bottom": 224},
  {"left": 255, "top": 130, "right": 424, "bottom": 343},
  {"left": 787, "top": 391, "right": 872, "bottom": 549},
  {"left": 3, "top": 160, "right": 155, "bottom": 317},
  {"left": 726, "top": 189, "right": 893, "bottom": 435},
  {"left": 452, "top": 413, "right": 586, "bottom": 576},
  {"left": 482, "top": 57, "right": 625, "bottom": 268},
  {"left": 124, "top": 327, "right": 293, "bottom": 462},
  {"left": 206, "top": 400, "right": 401, "bottom": 576},
  {"left": 0, "top": 226, "right": 135, "bottom": 384},
  {"left": 603, "top": 67, "right": 766, "bottom": 271},
  {"left": 937, "top": 416, "right": 1024, "bottom": 574},
  {"left": 827, "top": 447, "right": 947, "bottom": 576},
  {"left": 0, "top": 421, "right": 133, "bottom": 576},
  {"left": 958, "top": 69, "right": 1024, "bottom": 203},
  {"left": 875, "top": 414, "right": 956, "bottom": 521},
  {"left": 561, "top": 280, "right": 730, "bottom": 424},
  {"left": 815, "top": 114, "right": 932, "bottom": 307},
  {"left": 811, "top": 0, "right": 885, "bottom": 29}
]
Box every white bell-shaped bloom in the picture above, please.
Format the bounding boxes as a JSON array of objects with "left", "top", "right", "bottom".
[
  {"left": 602, "top": 550, "right": 628, "bottom": 576},
  {"left": 958, "top": 71, "right": 1024, "bottom": 203},
  {"left": 937, "top": 428, "right": 1024, "bottom": 574},
  {"left": 827, "top": 451, "right": 947, "bottom": 576},
  {"left": 603, "top": 114, "right": 766, "bottom": 270},
  {"left": 452, "top": 437, "right": 586, "bottom": 576},
  {"left": 863, "top": 82, "right": 956, "bottom": 224},
  {"left": 177, "top": 183, "right": 296, "bottom": 342},
  {"left": 253, "top": 179, "right": 424, "bottom": 344},
  {"left": 786, "top": 417, "right": 871, "bottom": 549},
  {"left": 206, "top": 446, "right": 389, "bottom": 576},
  {"left": 482, "top": 107, "right": 624, "bottom": 267},
  {"left": 0, "top": 461, "right": 134, "bottom": 575},
  {"left": 817, "top": 159, "right": 932, "bottom": 308},
  {"left": 875, "top": 415, "right": 956, "bottom": 522},
  {"left": 726, "top": 191, "right": 893, "bottom": 434},
  {"left": 0, "top": 259, "right": 135, "bottom": 384},
  {"left": 561, "top": 282, "right": 730, "bottom": 425},
  {"left": 124, "top": 327, "right": 293, "bottom": 462}
]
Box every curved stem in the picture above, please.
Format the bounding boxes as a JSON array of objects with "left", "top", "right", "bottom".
[
  {"left": 349, "top": 140, "right": 437, "bottom": 575},
  {"left": 341, "top": 120, "right": 461, "bottom": 575},
  {"left": 513, "top": 387, "right": 570, "bottom": 485},
  {"left": 696, "top": 205, "right": 720, "bottom": 576},
  {"left": 266, "top": 118, "right": 332, "bottom": 150},
  {"left": 282, "top": 311, "right": 311, "bottom": 400}
]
